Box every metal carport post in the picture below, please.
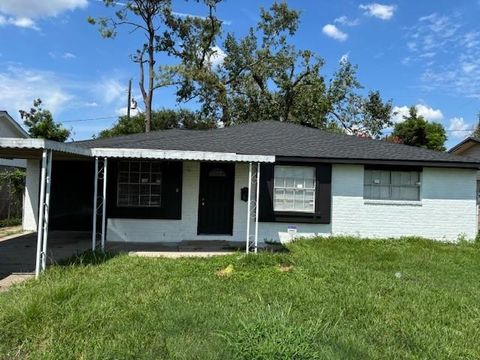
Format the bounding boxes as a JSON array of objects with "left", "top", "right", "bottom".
[
  {"left": 245, "top": 162, "right": 261, "bottom": 254},
  {"left": 91, "top": 157, "right": 108, "bottom": 251},
  {"left": 35, "top": 149, "right": 53, "bottom": 278}
]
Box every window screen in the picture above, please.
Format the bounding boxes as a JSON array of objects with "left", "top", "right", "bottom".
[
  {"left": 273, "top": 165, "right": 316, "bottom": 212},
  {"left": 117, "top": 161, "right": 162, "bottom": 207},
  {"left": 364, "top": 169, "right": 421, "bottom": 201}
]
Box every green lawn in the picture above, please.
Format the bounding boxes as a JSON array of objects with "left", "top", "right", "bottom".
[{"left": 1, "top": 237, "right": 479, "bottom": 359}]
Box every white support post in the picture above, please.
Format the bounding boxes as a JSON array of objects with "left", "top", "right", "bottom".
[
  {"left": 101, "top": 157, "right": 108, "bottom": 251},
  {"left": 35, "top": 150, "right": 47, "bottom": 279},
  {"left": 41, "top": 150, "right": 53, "bottom": 272},
  {"left": 245, "top": 162, "right": 252, "bottom": 254},
  {"left": 254, "top": 162, "right": 260, "bottom": 254},
  {"left": 91, "top": 157, "right": 99, "bottom": 251}
]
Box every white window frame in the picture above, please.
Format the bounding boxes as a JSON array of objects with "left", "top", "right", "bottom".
[
  {"left": 117, "top": 161, "right": 162, "bottom": 208},
  {"left": 363, "top": 168, "right": 421, "bottom": 201},
  {"left": 273, "top": 165, "right": 316, "bottom": 213}
]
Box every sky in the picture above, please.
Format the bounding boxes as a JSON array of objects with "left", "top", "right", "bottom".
[{"left": 0, "top": 0, "right": 479, "bottom": 148}]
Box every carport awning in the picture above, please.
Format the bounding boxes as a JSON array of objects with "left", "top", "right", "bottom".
[
  {"left": 0, "top": 138, "right": 91, "bottom": 160},
  {"left": 0, "top": 138, "right": 276, "bottom": 163}
]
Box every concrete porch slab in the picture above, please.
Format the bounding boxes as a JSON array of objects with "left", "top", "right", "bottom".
[{"left": 128, "top": 251, "right": 236, "bottom": 258}]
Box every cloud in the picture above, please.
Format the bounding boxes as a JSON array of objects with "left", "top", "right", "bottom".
[
  {"left": 448, "top": 117, "right": 471, "bottom": 138},
  {"left": 49, "top": 51, "right": 77, "bottom": 60},
  {"left": 115, "top": 106, "right": 140, "bottom": 117},
  {"left": 0, "top": 0, "right": 87, "bottom": 18},
  {"left": 94, "top": 79, "right": 126, "bottom": 104},
  {"left": 0, "top": 0, "right": 87, "bottom": 30},
  {"left": 0, "top": 65, "right": 73, "bottom": 118},
  {"left": 63, "top": 52, "right": 76, "bottom": 59},
  {"left": 405, "top": 13, "right": 480, "bottom": 98},
  {"left": 334, "top": 16, "right": 360, "bottom": 27},
  {"left": 392, "top": 104, "right": 444, "bottom": 123},
  {"left": 359, "top": 3, "right": 396, "bottom": 20},
  {"left": 0, "top": 15, "right": 39, "bottom": 30},
  {"left": 339, "top": 52, "right": 350, "bottom": 63},
  {"left": 85, "top": 101, "right": 99, "bottom": 107},
  {"left": 207, "top": 46, "right": 226, "bottom": 67},
  {"left": 322, "top": 24, "right": 348, "bottom": 41}
]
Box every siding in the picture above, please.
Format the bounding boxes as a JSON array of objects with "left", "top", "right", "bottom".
[
  {"left": 107, "top": 162, "right": 477, "bottom": 243},
  {"left": 22, "top": 159, "right": 40, "bottom": 231}
]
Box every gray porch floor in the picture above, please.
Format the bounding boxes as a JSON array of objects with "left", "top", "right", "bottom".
[
  {"left": 0, "top": 231, "right": 91, "bottom": 281},
  {"left": 0, "top": 232, "right": 246, "bottom": 282}
]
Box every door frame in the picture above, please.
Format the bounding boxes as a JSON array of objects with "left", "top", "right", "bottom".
[{"left": 197, "top": 162, "right": 235, "bottom": 235}]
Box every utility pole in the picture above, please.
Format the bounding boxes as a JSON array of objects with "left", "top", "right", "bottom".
[{"left": 127, "top": 78, "right": 132, "bottom": 120}]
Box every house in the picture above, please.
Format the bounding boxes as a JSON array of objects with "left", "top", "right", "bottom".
[
  {"left": 449, "top": 136, "right": 480, "bottom": 204},
  {"left": 0, "top": 111, "right": 29, "bottom": 220},
  {"left": 0, "top": 111, "right": 28, "bottom": 167},
  {"left": 0, "top": 121, "right": 478, "bottom": 276}
]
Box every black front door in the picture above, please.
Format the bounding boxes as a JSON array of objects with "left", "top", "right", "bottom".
[{"left": 197, "top": 162, "right": 235, "bottom": 235}]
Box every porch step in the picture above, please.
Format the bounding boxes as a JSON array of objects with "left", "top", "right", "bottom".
[{"left": 178, "top": 240, "right": 240, "bottom": 251}]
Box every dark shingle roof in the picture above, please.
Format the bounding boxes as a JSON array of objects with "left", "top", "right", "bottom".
[
  {"left": 448, "top": 136, "right": 480, "bottom": 154},
  {"left": 74, "top": 121, "right": 480, "bottom": 168}
]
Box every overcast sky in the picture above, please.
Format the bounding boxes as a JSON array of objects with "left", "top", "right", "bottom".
[{"left": 0, "top": 0, "right": 479, "bottom": 147}]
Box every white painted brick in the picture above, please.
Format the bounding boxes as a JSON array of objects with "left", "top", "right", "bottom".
[
  {"left": 22, "top": 159, "right": 40, "bottom": 231},
  {"left": 107, "top": 162, "right": 478, "bottom": 243}
]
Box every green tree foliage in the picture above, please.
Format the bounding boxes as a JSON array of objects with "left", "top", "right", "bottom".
[
  {"left": 88, "top": 0, "right": 220, "bottom": 132},
  {"left": 160, "top": 2, "right": 393, "bottom": 137},
  {"left": 391, "top": 106, "right": 447, "bottom": 151},
  {"left": 97, "top": 109, "right": 215, "bottom": 138},
  {"left": 19, "top": 99, "right": 70, "bottom": 142},
  {"left": 0, "top": 168, "right": 25, "bottom": 220}
]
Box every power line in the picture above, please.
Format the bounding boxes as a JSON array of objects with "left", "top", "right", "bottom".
[{"left": 62, "top": 115, "right": 119, "bottom": 123}]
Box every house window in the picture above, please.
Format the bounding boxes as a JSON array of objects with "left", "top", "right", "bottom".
[
  {"left": 364, "top": 168, "right": 421, "bottom": 201},
  {"left": 273, "top": 165, "right": 316, "bottom": 212},
  {"left": 117, "top": 161, "right": 162, "bottom": 207}
]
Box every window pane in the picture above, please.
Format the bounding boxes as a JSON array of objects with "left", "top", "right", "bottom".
[
  {"left": 130, "top": 172, "right": 139, "bottom": 183},
  {"left": 364, "top": 169, "right": 421, "bottom": 201},
  {"left": 130, "top": 162, "right": 140, "bottom": 172},
  {"left": 273, "top": 166, "right": 315, "bottom": 212},
  {"left": 364, "top": 169, "right": 372, "bottom": 185},
  {"left": 151, "top": 185, "right": 161, "bottom": 195},
  {"left": 151, "top": 173, "right": 162, "bottom": 184},
  {"left": 117, "top": 161, "right": 162, "bottom": 207}
]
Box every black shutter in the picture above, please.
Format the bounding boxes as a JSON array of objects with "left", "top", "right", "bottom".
[
  {"left": 107, "top": 160, "right": 182, "bottom": 219},
  {"left": 259, "top": 163, "right": 275, "bottom": 222},
  {"left": 314, "top": 164, "right": 332, "bottom": 224}
]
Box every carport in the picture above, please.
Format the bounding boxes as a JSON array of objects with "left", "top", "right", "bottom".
[
  {"left": 0, "top": 138, "right": 100, "bottom": 278},
  {"left": 0, "top": 137, "right": 266, "bottom": 279}
]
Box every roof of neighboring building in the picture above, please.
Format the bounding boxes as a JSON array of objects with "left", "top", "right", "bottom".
[
  {"left": 74, "top": 120, "right": 480, "bottom": 168},
  {"left": 448, "top": 136, "right": 480, "bottom": 155},
  {"left": 0, "top": 111, "right": 29, "bottom": 138}
]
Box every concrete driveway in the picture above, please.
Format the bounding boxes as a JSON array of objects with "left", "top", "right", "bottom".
[{"left": 0, "top": 231, "right": 91, "bottom": 281}]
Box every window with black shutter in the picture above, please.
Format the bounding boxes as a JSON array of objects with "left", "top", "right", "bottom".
[{"left": 259, "top": 162, "right": 332, "bottom": 224}]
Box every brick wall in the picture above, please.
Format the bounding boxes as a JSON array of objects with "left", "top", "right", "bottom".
[{"left": 106, "top": 162, "right": 478, "bottom": 243}]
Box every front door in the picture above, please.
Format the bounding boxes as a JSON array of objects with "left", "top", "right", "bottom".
[{"left": 197, "top": 162, "right": 235, "bottom": 235}]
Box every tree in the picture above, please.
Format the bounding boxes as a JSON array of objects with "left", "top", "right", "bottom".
[
  {"left": 97, "top": 108, "right": 215, "bottom": 138},
  {"left": 391, "top": 106, "right": 447, "bottom": 151},
  {"left": 88, "top": 0, "right": 221, "bottom": 133},
  {"left": 162, "top": 2, "right": 392, "bottom": 137},
  {"left": 19, "top": 99, "right": 70, "bottom": 142}
]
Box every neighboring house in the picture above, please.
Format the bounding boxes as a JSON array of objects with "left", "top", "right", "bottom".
[
  {"left": 0, "top": 111, "right": 28, "bottom": 168},
  {"left": 449, "top": 136, "right": 480, "bottom": 204},
  {"left": 0, "top": 111, "right": 29, "bottom": 220},
  {"left": 0, "top": 121, "right": 479, "bottom": 259}
]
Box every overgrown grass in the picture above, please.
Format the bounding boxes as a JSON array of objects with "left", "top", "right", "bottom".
[{"left": 0, "top": 237, "right": 479, "bottom": 359}]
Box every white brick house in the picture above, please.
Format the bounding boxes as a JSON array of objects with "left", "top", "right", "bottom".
[{"left": 0, "top": 121, "right": 478, "bottom": 275}]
